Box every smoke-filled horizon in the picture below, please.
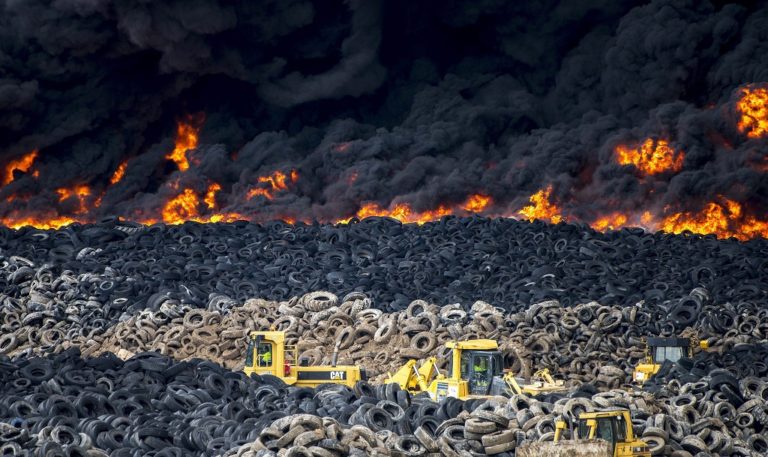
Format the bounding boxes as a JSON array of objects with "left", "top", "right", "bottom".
[{"left": 1, "top": 0, "right": 767, "bottom": 238}]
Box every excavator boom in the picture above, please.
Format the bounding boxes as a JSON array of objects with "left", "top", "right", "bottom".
[{"left": 386, "top": 357, "right": 437, "bottom": 392}]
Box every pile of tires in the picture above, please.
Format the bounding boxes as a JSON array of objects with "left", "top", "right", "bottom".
[
  {"left": 2, "top": 346, "right": 767, "bottom": 456},
  {"left": 0, "top": 347, "right": 416, "bottom": 456},
  {"left": 223, "top": 414, "right": 393, "bottom": 456},
  {"left": 0, "top": 217, "right": 765, "bottom": 319},
  {"left": 15, "top": 290, "right": 761, "bottom": 391}
]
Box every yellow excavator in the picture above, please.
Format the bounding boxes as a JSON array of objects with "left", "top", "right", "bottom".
[
  {"left": 242, "top": 331, "right": 366, "bottom": 387},
  {"left": 632, "top": 336, "right": 708, "bottom": 384},
  {"left": 386, "top": 339, "right": 566, "bottom": 400},
  {"left": 517, "top": 409, "right": 650, "bottom": 457}
]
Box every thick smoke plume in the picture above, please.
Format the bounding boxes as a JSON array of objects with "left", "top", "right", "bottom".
[{"left": 1, "top": 0, "right": 767, "bottom": 237}]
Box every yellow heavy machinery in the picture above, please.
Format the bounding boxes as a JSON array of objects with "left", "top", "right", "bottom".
[
  {"left": 517, "top": 409, "right": 650, "bottom": 457},
  {"left": 386, "top": 339, "right": 566, "bottom": 401},
  {"left": 242, "top": 331, "right": 366, "bottom": 387},
  {"left": 632, "top": 336, "right": 708, "bottom": 384}
]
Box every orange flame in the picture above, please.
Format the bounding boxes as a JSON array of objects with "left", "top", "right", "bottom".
[
  {"left": 518, "top": 186, "right": 563, "bottom": 224},
  {"left": 3, "top": 150, "right": 38, "bottom": 185},
  {"left": 160, "top": 186, "right": 243, "bottom": 225},
  {"left": 109, "top": 161, "right": 128, "bottom": 185},
  {"left": 56, "top": 184, "right": 92, "bottom": 214},
  {"left": 338, "top": 191, "right": 495, "bottom": 225},
  {"left": 167, "top": 115, "right": 203, "bottom": 171},
  {"left": 660, "top": 199, "right": 768, "bottom": 241},
  {"left": 247, "top": 170, "right": 298, "bottom": 200},
  {"left": 0, "top": 215, "right": 78, "bottom": 230},
  {"left": 462, "top": 194, "right": 492, "bottom": 213},
  {"left": 162, "top": 188, "right": 200, "bottom": 223},
  {"left": 614, "top": 139, "right": 684, "bottom": 175},
  {"left": 204, "top": 183, "right": 221, "bottom": 209},
  {"left": 591, "top": 212, "right": 629, "bottom": 231},
  {"left": 338, "top": 202, "right": 452, "bottom": 225},
  {"left": 737, "top": 85, "right": 768, "bottom": 139}
]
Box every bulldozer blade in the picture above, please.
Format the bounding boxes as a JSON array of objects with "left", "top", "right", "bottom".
[{"left": 517, "top": 440, "right": 612, "bottom": 457}]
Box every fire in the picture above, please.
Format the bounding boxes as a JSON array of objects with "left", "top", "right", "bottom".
[
  {"left": 338, "top": 202, "right": 452, "bottom": 225},
  {"left": 247, "top": 170, "right": 298, "bottom": 200},
  {"left": 591, "top": 212, "right": 629, "bottom": 231},
  {"left": 0, "top": 215, "right": 77, "bottom": 230},
  {"left": 518, "top": 186, "right": 563, "bottom": 224},
  {"left": 167, "top": 115, "right": 204, "bottom": 171},
  {"left": 162, "top": 188, "right": 200, "bottom": 223},
  {"left": 614, "top": 139, "right": 684, "bottom": 175},
  {"left": 338, "top": 191, "right": 495, "bottom": 225},
  {"left": 660, "top": 198, "right": 768, "bottom": 241},
  {"left": 110, "top": 161, "right": 128, "bottom": 185},
  {"left": 3, "top": 150, "right": 38, "bottom": 185},
  {"left": 56, "top": 184, "right": 92, "bottom": 214},
  {"left": 204, "top": 183, "right": 221, "bottom": 209},
  {"left": 462, "top": 194, "right": 492, "bottom": 213},
  {"left": 160, "top": 186, "right": 243, "bottom": 225},
  {"left": 736, "top": 85, "right": 768, "bottom": 138}
]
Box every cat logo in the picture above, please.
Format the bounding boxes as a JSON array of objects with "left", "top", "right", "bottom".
[{"left": 330, "top": 371, "right": 346, "bottom": 380}]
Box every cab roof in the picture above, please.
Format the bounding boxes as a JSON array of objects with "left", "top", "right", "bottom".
[
  {"left": 445, "top": 339, "right": 498, "bottom": 350},
  {"left": 579, "top": 408, "right": 630, "bottom": 419},
  {"left": 248, "top": 330, "right": 286, "bottom": 344},
  {"left": 647, "top": 337, "right": 690, "bottom": 347}
]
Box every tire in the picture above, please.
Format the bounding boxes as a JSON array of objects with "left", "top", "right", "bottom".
[
  {"left": 481, "top": 429, "right": 516, "bottom": 447},
  {"left": 414, "top": 426, "right": 439, "bottom": 452},
  {"left": 364, "top": 407, "right": 393, "bottom": 432},
  {"left": 464, "top": 417, "right": 497, "bottom": 434}
]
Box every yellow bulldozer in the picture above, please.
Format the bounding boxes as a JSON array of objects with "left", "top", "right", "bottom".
[
  {"left": 242, "top": 331, "right": 366, "bottom": 387},
  {"left": 517, "top": 409, "right": 650, "bottom": 457},
  {"left": 385, "top": 339, "right": 566, "bottom": 401},
  {"left": 632, "top": 336, "right": 708, "bottom": 384}
]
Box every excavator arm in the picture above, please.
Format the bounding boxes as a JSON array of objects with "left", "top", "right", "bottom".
[
  {"left": 502, "top": 372, "right": 524, "bottom": 395},
  {"left": 533, "top": 368, "right": 556, "bottom": 384},
  {"left": 386, "top": 357, "right": 438, "bottom": 393}
]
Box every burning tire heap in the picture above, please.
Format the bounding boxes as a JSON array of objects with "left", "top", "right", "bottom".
[{"left": 1, "top": 219, "right": 767, "bottom": 456}]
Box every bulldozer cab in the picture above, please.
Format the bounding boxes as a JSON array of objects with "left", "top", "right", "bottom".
[
  {"left": 633, "top": 336, "right": 708, "bottom": 384},
  {"left": 452, "top": 350, "right": 504, "bottom": 396},
  {"left": 246, "top": 336, "right": 272, "bottom": 368},
  {"left": 243, "top": 331, "right": 297, "bottom": 378},
  {"left": 558, "top": 410, "right": 649, "bottom": 457},
  {"left": 646, "top": 337, "right": 692, "bottom": 364},
  {"left": 576, "top": 414, "right": 627, "bottom": 454},
  {"left": 444, "top": 340, "right": 503, "bottom": 396}
]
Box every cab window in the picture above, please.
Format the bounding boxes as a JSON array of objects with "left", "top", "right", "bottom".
[
  {"left": 469, "top": 354, "right": 492, "bottom": 395},
  {"left": 256, "top": 342, "right": 273, "bottom": 367},
  {"left": 577, "top": 420, "right": 589, "bottom": 439},
  {"left": 472, "top": 355, "right": 490, "bottom": 378},
  {"left": 492, "top": 354, "right": 503, "bottom": 376},
  {"left": 460, "top": 352, "right": 471, "bottom": 379},
  {"left": 596, "top": 418, "right": 615, "bottom": 442},
  {"left": 245, "top": 339, "right": 255, "bottom": 366},
  {"left": 614, "top": 416, "right": 626, "bottom": 441},
  {"left": 596, "top": 418, "right": 616, "bottom": 453},
  {"left": 654, "top": 346, "right": 684, "bottom": 363}
]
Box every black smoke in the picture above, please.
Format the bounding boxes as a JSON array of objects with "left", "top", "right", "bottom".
[{"left": 1, "top": 0, "right": 767, "bottom": 226}]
